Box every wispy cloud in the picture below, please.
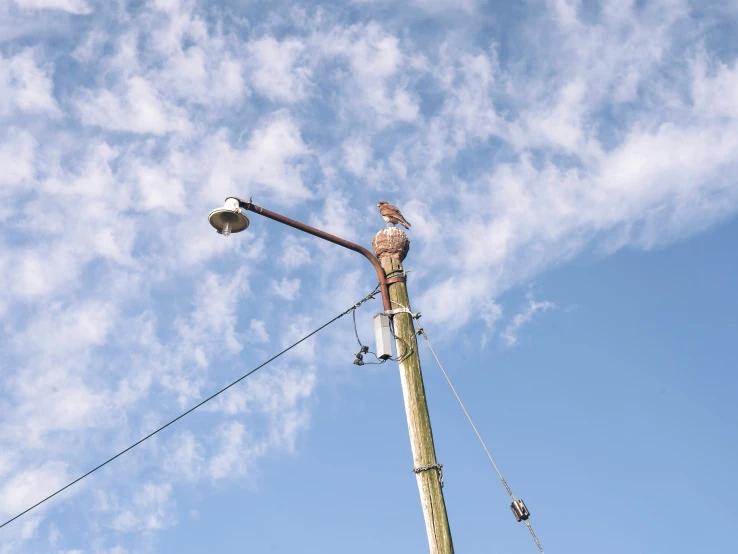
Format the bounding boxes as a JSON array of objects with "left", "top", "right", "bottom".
[
  {"left": 11, "top": 0, "right": 91, "bottom": 15},
  {"left": 501, "top": 293, "right": 556, "bottom": 347},
  {"left": 0, "top": 49, "right": 59, "bottom": 116},
  {"left": 270, "top": 277, "right": 301, "bottom": 301},
  {"left": 1, "top": 0, "right": 737, "bottom": 549}
]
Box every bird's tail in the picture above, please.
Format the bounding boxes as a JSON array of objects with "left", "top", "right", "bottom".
[{"left": 400, "top": 219, "right": 411, "bottom": 230}]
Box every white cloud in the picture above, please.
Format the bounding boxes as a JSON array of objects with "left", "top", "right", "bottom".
[
  {"left": 0, "top": 50, "right": 59, "bottom": 116},
  {"left": 501, "top": 294, "right": 556, "bottom": 347},
  {"left": 279, "top": 236, "right": 312, "bottom": 270},
  {"left": 164, "top": 432, "right": 205, "bottom": 482},
  {"left": 410, "top": 0, "right": 478, "bottom": 11},
  {"left": 317, "top": 22, "right": 420, "bottom": 125},
  {"left": 111, "top": 483, "right": 176, "bottom": 532},
  {"left": 131, "top": 161, "right": 187, "bottom": 214},
  {"left": 197, "top": 115, "right": 313, "bottom": 205},
  {"left": 72, "top": 29, "right": 107, "bottom": 62},
  {"left": 309, "top": 191, "right": 363, "bottom": 242},
  {"left": 17, "top": 301, "right": 117, "bottom": 354},
  {"left": 48, "top": 523, "right": 61, "bottom": 546},
  {"left": 77, "top": 76, "right": 190, "bottom": 135},
  {"left": 149, "top": 7, "right": 247, "bottom": 107},
  {"left": 241, "top": 113, "right": 312, "bottom": 200},
  {"left": 204, "top": 366, "right": 316, "bottom": 455},
  {"left": 152, "top": 0, "right": 181, "bottom": 15},
  {"left": 208, "top": 421, "right": 262, "bottom": 480},
  {"left": 270, "top": 277, "right": 301, "bottom": 301},
  {"left": 160, "top": 269, "right": 250, "bottom": 404},
  {"left": 11, "top": 0, "right": 91, "bottom": 15},
  {"left": 1, "top": 0, "right": 738, "bottom": 549},
  {"left": 691, "top": 54, "right": 738, "bottom": 120},
  {"left": 342, "top": 137, "right": 373, "bottom": 176},
  {"left": 0, "top": 461, "right": 70, "bottom": 520},
  {"left": 433, "top": 49, "right": 502, "bottom": 149},
  {"left": 20, "top": 516, "right": 42, "bottom": 539},
  {"left": 0, "top": 128, "right": 36, "bottom": 189},
  {"left": 247, "top": 36, "right": 311, "bottom": 102},
  {"left": 353, "top": 0, "right": 478, "bottom": 11},
  {"left": 246, "top": 319, "right": 270, "bottom": 344}
]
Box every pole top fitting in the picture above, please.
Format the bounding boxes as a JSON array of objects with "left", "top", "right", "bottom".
[{"left": 372, "top": 228, "right": 410, "bottom": 262}]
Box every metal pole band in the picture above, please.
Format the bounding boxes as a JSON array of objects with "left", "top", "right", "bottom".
[{"left": 412, "top": 463, "right": 444, "bottom": 488}]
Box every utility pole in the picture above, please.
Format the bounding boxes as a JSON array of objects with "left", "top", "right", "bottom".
[
  {"left": 208, "top": 198, "right": 453, "bottom": 553},
  {"left": 372, "top": 228, "right": 454, "bottom": 554}
]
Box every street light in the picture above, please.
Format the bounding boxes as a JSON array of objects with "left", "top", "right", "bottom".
[
  {"left": 208, "top": 196, "right": 392, "bottom": 311},
  {"left": 208, "top": 196, "right": 454, "bottom": 554},
  {"left": 207, "top": 197, "right": 250, "bottom": 237}
]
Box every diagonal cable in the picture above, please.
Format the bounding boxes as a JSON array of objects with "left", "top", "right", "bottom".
[
  {"left": 0, "top": 287, "right": 379, "bottom": 531},
  {"left": 418, "top": 328, "right": 545, "bottom": 554}
]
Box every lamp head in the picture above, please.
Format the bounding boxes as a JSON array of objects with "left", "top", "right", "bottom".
[{"left": 208, "top": 197, "right": 250, "bottom": 236}]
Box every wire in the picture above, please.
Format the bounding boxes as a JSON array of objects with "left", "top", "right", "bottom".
[
  {"left": 352, "top": 308, "right": 364, "bottom": 348},
  {"left": 351, "top": 287, "right": 387, "bottom": 365},
  {"left": 0, "top": 288, "right": 380, "bottom": 531},
  {"left": 388, "top": 316, "right": 413, "bottom": 362},
  {"left": 418, "top": 328, "right": 545, "bottom": 554},
  {"left": 386, "top": 299, "right": 415, "bottom": 363},
  {"left": 350, "top": 293, "right": 412, "bottom": 364}
]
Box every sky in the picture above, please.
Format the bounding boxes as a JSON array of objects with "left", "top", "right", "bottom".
[{"left": 1, "top": 0, "right": 737, "bottom": 552}]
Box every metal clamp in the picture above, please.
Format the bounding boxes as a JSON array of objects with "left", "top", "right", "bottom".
[
  {"left": 510, "top": 498, "right": 530, "bottom": 522},
  {"left": 412, "top": 463, "right": 444, "bottom": 488},
  {"left": 385, "top": 308, "right": 422, "bottom": 319}
]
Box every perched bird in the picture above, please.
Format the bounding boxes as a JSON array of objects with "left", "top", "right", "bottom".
[{"left": 377, "top": 201, "right": 412, "bottom": 230}]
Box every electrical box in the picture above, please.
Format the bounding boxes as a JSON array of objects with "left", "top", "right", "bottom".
[{"left": 374, "top": 313, "right": 393, "bottom": 360}]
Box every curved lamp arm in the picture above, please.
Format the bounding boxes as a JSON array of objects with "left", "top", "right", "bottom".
[{"left": 235, "top": 198, "right": 392, "bottom": 312}]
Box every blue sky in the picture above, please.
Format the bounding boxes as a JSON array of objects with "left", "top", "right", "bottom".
[{"left": 1, "top": 0, "right": 737, "bottom": 552}]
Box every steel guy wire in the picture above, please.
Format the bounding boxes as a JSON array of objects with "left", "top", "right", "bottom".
[
  {"left": 525, "top": 520, "right": 545, "bottom": 554},
  {"left": 0, "top": 287, "right": 380, "bottom": 531},
  {"left": 418, "top": 327, "right": 545, "bottom": 554}
]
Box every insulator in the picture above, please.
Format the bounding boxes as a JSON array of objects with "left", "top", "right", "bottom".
[
  {"left": 360, "top": 345, "right": 369, "bottom": 354},
  {"left": 353, "top": 358, "right": 364, "bottom": 366},
  {"left": 510, "top": 499, "right": 530, "bottom": 522}
]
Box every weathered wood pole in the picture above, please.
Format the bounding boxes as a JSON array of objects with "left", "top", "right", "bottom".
[{"left": 372, "top": 228, "right": 454, "bottom": 554}]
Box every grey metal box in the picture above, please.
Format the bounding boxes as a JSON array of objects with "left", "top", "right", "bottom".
[{"left": 373, "top": 313, "right": 393, "bottom": 360}]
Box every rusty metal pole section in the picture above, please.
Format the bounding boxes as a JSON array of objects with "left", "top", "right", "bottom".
[{"left": 372, "top": 228, "right": 455, "bottom": 554}]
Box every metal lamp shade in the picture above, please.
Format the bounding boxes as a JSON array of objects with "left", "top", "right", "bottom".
[{"left": 208, "top": 198, "right": 250, "bottom": 235}]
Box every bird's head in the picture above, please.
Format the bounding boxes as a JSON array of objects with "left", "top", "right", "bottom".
[{"left": 377, "top": 201, "right": 388, "bottom": 207}]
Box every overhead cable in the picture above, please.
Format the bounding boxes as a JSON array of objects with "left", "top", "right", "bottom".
[
  {"left": 418, "top": 327, "right": 546, "bottom": 554},
  {"left": 0, "top": 287, "right": 380, "bottom": 531}
]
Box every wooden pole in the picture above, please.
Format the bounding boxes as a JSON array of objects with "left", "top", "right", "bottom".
[{"left": 372, "top": 228, "right": 454, "bottom": 554}]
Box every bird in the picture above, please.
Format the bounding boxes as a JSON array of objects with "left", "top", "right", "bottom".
[{"left": 377, "top": 201, "right": 412, "bottom": 230}]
